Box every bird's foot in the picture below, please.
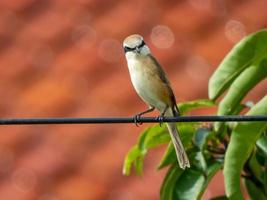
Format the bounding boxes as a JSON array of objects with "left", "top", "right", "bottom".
[
  {"left": 156, "top": 115, "right": 165, "bottom": 127},
  {"left": 133, "top": 114, "right": 143, "bottom": 127},
  {"left": 133, "top": 107, "right": 155, "bottom": 127}
]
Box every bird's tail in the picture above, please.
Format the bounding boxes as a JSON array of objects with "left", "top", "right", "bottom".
[{"left": 165, "top": 108, "right": 190, "bottom": 169}]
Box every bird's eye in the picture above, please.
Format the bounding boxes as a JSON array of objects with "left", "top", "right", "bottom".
[
  {"left": 137, "top": 40, "right": 145, "bottom": 49},
  {"left": 124, "top": 46, "right": 135, "bottom": 53},
  {"left": 124, "top": 41, "right": 146, "bottom": 53}
]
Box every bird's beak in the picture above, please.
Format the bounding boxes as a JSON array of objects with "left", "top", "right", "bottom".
[{"left": 135, "top": 47, "right": 140, "bottom": 53}]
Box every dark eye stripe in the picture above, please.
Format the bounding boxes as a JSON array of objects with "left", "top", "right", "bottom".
[
  {"left": 124, "top": 40, "right": 146, "bottom": 53},
  {"left": 124, "top": 46, "right": 134, "bottom": 53},
  {"left": 138, "top": 40, "right": 146, "bottom": 49}
]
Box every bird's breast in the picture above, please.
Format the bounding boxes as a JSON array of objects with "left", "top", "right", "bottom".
[{"left": 126, "top": 57, "right": 169, "bottom": 111}]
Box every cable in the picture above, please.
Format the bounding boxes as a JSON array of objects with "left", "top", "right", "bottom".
[{"left": 0, "top": 115, "right": 266, "bottom": 125}]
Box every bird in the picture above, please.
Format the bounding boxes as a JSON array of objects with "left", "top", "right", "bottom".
[{"left": 123, "top": 34, "right": 190, "bottom": 169}]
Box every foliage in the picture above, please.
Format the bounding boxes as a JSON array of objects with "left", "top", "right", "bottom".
[{"left": 123, "top": 29, "right": 267, "bottom": 199}]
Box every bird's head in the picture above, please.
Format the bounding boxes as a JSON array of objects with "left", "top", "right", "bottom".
[{"left": 123, "top": 34, "right": 150, "bottom": 57}]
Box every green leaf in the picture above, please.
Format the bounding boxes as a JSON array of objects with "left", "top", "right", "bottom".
[
  {"left": 224, "top": 96, "right": 267, "bottom": 198},
  {"left": 248, "top": 151, "right": 264, "bottom": 185},
  {"left": 264, "top": 162, "right": 267, "bottom": 194},
  {"left": 123, "top": 125, "right": 168, "bottom": 175},
  {"left": 134, "top": 154, "right": 145, "bottom": 176},
  {"left": 194, "top": 151, "right": 207, "bottom": 171},
  {"left": 123, "top": 146, "right": 143, "bottom": 176},
  {"left": 174, "top": 169, "right": 205, "bottom": 200},
  {"left": 209, "top": 29, "right": 267, "bottom": 100},
  {"left": 256, "top": 135, "right": 267, "bottom": 156},
  {"left": 178, "top": 99, "right": 215, "bottom": 115},
  {"left": 173, "top": 161, "right": 222, "bottom": 200},
  {"left": 141, "top": 126, "right": 170, "bottom": 149},
  {"left": 157, "top": 142, "right": 176, "bottom": 169},
  {"left": 244, "top": 178, "right": 267, "bottom": 200},
  {"left": 215, "top": 61, "right": 267, "bottom": 131},
  {"left": 197, "top": 161, "right": 222, "bottom": 198},
  {"left": 160, "top": 165, "right": 184, "bottom": 200},
  {"left": 157, "top": 123, "right": 196, "bottom": 169},
  {"left": 194, "top": 128, "right": 214, "bottom": 151},
  {"left": 137, "top": 125, "right": 167, "bottom": 151}
]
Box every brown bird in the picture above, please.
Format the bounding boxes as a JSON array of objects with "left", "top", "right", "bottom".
[{"left": 123, "top": 34, "right": 190, "bottom": 169}]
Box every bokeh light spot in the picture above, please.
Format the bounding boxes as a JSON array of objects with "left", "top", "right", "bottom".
[
  {"left": 72, "top": 25, "right": 97, "bottom": 50},
  {"left": 12, "top": 167, "right": 36, "bottom": 192},
  {"left": 225, "top": 20, "right": 246, "bottom": 43},
  {"left": 150, "top": 25, "right": 175, "bottom": 49}
]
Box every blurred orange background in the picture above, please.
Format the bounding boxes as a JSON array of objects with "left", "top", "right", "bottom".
[{"left": 0, "top": 0, "right": 266, "bottom": 199}]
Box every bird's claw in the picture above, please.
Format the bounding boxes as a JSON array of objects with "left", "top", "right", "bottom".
[
  {"left": 133, "top": 114, "right": 143, "bottom": 127},
  {"left": 156, "top": 115, "right": 164, "bottom": 127}
]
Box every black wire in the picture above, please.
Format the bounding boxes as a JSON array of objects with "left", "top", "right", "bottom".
[{"left": 0, "top": 115, "right": 266, "bottom": 125}]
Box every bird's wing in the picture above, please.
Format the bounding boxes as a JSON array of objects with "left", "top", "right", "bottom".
[
  {"left": 148, "top": 54, "right": 180, "bottom": 115},
  {"left": 148, "top": 54, "right": 170, "bottom": 85}
]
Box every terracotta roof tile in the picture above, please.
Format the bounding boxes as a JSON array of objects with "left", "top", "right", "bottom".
[{"left": 0, "top": 0, "right": 266, "bottom": 199}]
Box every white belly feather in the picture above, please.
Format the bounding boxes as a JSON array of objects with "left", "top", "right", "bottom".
[{"left": 127, "top": 57, "right": 166, "bottom": 111}]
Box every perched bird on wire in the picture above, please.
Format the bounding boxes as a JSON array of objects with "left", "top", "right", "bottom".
[{"left": 123, "top": 34, "right": 190, "bottom": 169}]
